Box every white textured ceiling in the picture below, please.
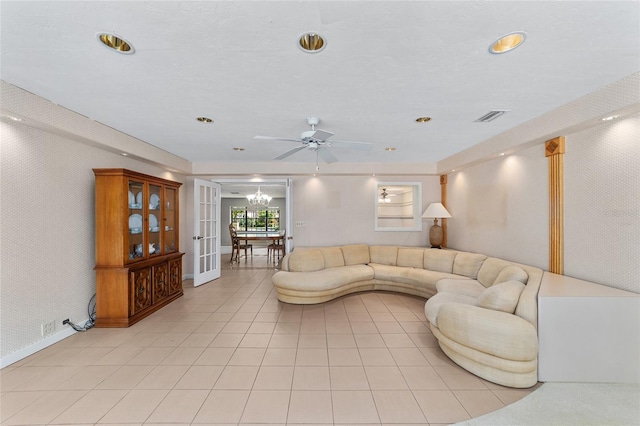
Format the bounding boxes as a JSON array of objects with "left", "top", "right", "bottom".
[{"left": 1, "top": 1, "right": 639, "bottom": 168}]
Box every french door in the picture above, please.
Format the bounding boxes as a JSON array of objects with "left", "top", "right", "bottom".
[{"left": 193, "top": 179, "right": 221, "bottom": 286}]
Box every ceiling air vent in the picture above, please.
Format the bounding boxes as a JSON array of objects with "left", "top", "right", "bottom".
[{"left": 475, "top": 110, "right": 509, "bottom": 122}]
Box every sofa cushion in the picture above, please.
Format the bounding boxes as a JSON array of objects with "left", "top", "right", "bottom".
[
  {"left": 494, "top": 265, "right": 529, "bottom": 285},
  {"left": 370, "top": 245, "right": 398, "bottom": 265},
  {"left": 341, "top": 244, "right": 371, "bottom": 265},
  {"left": 370, "top": 263, "right": 458, "bottom": 292},
  {"left": 397, "top": 248, "right": 425, "bottom": 268},
  {"left": 289, "top": 249, "right": 325, "bottom": 272},
  {"left": 424, "top": 291, "right": 478, "bottom": 327},
  {"left": 452, "top": 252, "right": 488, "bottom": 279},
  {"left": 424, "top": 250, "right": 457, "bottom": 273},
  {"left": 477, "top": 258, "right": 513, "bottom": 287},
  {"left": 273, "top": 265, "right": 374, "bottom": 291},
  {"left": 477, "top": 280, "right": 525, "bottom": 314},
  {"left": 320, "top": 247, "right": 346, "bottom": 268},
  {"left": 436, "top": 279, "right": 485, "bottom": 298}
]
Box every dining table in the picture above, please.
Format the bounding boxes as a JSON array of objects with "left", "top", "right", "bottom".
[
  {"left": 236, "top": 232, "right": 283, "bottom": 243},
  {"left": 236, "top": 232, "right": 285, "bottom": 258}
]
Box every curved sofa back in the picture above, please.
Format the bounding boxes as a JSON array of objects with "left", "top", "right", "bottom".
[{"left": 281, "top": 245, "right": 543, "bottom": 329}]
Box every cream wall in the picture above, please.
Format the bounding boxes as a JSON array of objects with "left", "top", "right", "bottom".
[
  {"left": 446, "top": 144, "right": 549, "bottom": 269},
  {"left": 0, "top": 120, "right": 186, "bottom": 364},
  {"left": 564, "top": 115, "right": 640, "bottom": 293},
  {"left": 446, "top": 115, "right": 639, "bottom": 293},
  {"left": 289, "top": 175, "right": 440, "bottom": 248}
]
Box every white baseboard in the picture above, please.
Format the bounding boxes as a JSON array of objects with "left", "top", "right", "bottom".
[{"left": 0, "top": 319, "right": 90, "bottom": 369}]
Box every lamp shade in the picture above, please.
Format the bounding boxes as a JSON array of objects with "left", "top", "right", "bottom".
[{"left": 422, "top": 203, "right": 452, "bottom": 219}]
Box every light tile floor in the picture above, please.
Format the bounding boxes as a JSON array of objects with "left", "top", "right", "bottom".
[{"left": 1, "top": 250, "right": 538, "bottom": 425}]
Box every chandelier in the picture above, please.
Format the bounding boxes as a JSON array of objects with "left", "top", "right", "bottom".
[{"left": 247, "top": 186, "right": 272, "bottom": 206}]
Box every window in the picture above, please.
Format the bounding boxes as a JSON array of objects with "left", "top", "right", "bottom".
[{"left": 231, "top": 207, "right": 280, "bottom": 232}]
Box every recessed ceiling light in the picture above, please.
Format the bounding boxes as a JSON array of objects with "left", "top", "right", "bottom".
[
  {"left": 97, "top": 32, "right": 134, "bottom": 54},
  {"left": 415, "top": 117, "right": 431, "bottom": 123},
  {"left": 121, "top": 153, "right": 128, "bottom": 156},
  {"left": 196, "top": 116, "right": 213, "bottom": 123},
  {"left": 385, "top": 147, "right": 396, "bottom": 151},
  {"left": 298, "top": 32, "right": 326, "bottom": 53},
  {"left": 233, "top": 147, "right": 245, "bottom": 151},
  {"left": 601, "top": 115, "right": 619, "bottom": 121},
  {"left": 500, "top": 153, "right": 505, "bottom": 156},
  {"left": 489, "top": 32, "right": 526, "bottom": 54}
]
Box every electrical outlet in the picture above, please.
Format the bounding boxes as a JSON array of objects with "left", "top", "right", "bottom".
[
  {"left": 295, "top": 221, "right": 305, "bottom": 228},
  {"left": 41, "top": 320, "right": 55, "bottom": 336}
]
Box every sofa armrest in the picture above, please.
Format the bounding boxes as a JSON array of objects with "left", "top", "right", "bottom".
[
  {"left": 437, "top": 303, "right": 538, "bottom": 362},
  {"left": 280, "top": 253, "right": 292, "bottom": 271}
]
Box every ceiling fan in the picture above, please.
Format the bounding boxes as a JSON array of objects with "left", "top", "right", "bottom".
[
  {"left": 255, "top": 117, "right": 373, "bottom": 165},
  {"left": 378, "top": 188, "right": 397, "bottom": 203}
]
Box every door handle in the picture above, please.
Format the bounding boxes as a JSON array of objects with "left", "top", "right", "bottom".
[{"left": 193, "top": 236, "right": 204, "bottom": 240}]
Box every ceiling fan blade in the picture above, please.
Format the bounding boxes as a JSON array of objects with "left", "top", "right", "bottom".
[
  {"left": 318, "top": 147, "right": 338, "bottom": 163},
  {"left": 255, "top": 135, "right": 301, "bottom": 142},
  {"left": 274, "top": 145, "right": 307, "bottom": 160},
  {"left": 311, "top": 129, "right": 334, "bottom": 141},
  {"left": 328, "top": 139, "right": 373, "bottom": 151}
]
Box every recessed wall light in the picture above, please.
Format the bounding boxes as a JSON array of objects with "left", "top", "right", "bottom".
[
  {"left": 489, "top": 32, "right": 526, "bottom": 54},
  {"left": 415, "top": 117, "right": 431, "bottom": 123},
  {"left": 233, "top": 147, "right": 245, "bottom": 151},
  {"left": 500, "top": 153, "right": 505, "bottom": 156},
  {"left": 97, "top": 32, "right": 134, "bottom": 54},
  {"left": 385, "top": 147, "right": 396, "bottom": 151},
  {"left": 601, "top": 115, "right": 619, "bottom": 121},
  {"left": 196, "top": 117, "right": 213, "bottom": 123},
  {"left": 121, "top": 153, "right": 128, "bottom": 156},
  {"left": 298, "top": 32, "right": 326, "bottom": 53}
]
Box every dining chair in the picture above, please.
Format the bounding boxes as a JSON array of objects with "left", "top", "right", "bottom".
[
  {"left": 229, "top": 224, "right": 252, "bottom": 263},
  {"left": 267, "top": 230, "right": 285, "bottom": 261}
]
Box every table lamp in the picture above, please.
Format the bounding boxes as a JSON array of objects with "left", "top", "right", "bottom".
[{"left": 422, "top": 203, "right": 452, "bottom": 249}]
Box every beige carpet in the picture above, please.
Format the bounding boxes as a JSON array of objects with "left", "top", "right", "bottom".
[{"left": 456, "top": 382, "right": 640, "bottom": 426}]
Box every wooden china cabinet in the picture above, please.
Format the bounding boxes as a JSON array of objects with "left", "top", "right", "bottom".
[{"left": 93, "top": 168, "right": 184, "bottom": 327}]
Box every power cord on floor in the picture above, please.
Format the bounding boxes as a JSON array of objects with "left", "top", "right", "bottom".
[{"left": 63, "top": 294, "right": 96, "bottom": 332}]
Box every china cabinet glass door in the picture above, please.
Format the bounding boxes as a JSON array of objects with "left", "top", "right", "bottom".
[
  {"left": 164, "top": 186, "right": 177, "bottom": 253},
  {"left": 148, "top": 184, "right": 162, "bottom": 257},
  {"left": 128, "top": 179, "right": 145, "bottom": 261}
]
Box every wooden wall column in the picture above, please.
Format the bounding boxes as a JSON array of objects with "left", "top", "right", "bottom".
[
  {"left": 440, "top": 174, "right": 448, "bottom": 248},
  {"left": 546, "top": 136, "right": 565, "bottom": 274}
]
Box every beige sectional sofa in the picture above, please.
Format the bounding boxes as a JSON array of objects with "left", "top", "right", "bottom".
[{"left": 271, "top": 244, "right": 543, "bottom": 388}]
